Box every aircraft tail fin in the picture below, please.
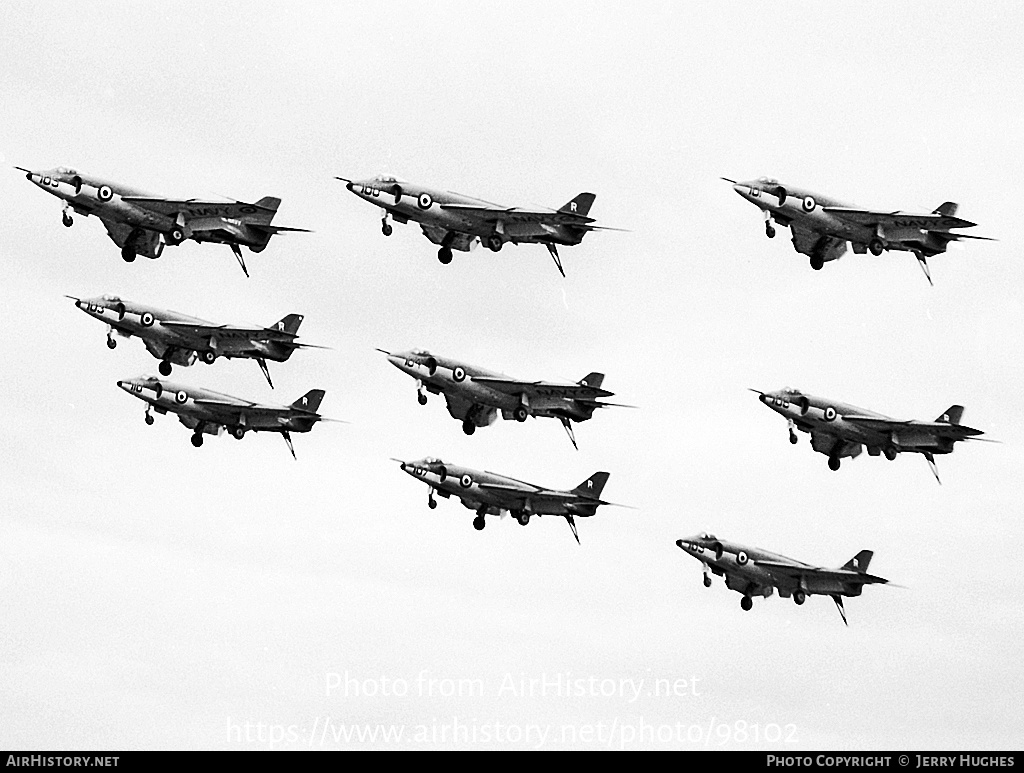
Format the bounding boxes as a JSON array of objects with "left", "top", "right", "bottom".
[
  {"left": 255, "top": 196, "right": 282, "bottom": 212},
  {"left": 842, "top": 549, "right": 874, "bottom": 574},
  {"left": 558, "top": 192, "right": 596, "bottom": 218},
  {"left": 932, "top": 201, "right": 958, "bottom": 217},
  {"left": 936, "top": 405, "right": 964, "bottom": 425},
  {"left": 291, "top": 389, "right": 325, "bottom": 413},
  {"left": 573, "top": 471, "right": 610, "bottom": 499},
  {"left": 271, "top": 313, "right": 304, "bottom": 336},
  {"left": 579, "top": 372, "right": 605, "bottom": 389}
]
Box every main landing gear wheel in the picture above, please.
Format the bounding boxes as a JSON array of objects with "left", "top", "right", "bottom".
[
  {"left": 515, "top": 512, "right": 529, "bottom": 526},
  {"left": 884, "top": 446, "right": 898, "bottom": 461},
  {"left": 159, "top": 361, "right": 172, "bottom": 376},
  {"left": 200, "top": 351, "right": 216, "bottom": 365},
  {"left": 513, "top": 405, "right": 528, "bottom": 422},
  {"left": 473, "top": 516, "right": 485, "bottom": 531},
  {"left": 810, "top": 255, "right": 824, "bottom": 271},
  {"left": 486, "top": 235, "right": 503, "bottom": 252},
  {"left": 106, "top": 338, "right": 117, "bottom": 350},
  {"left": 168, "top": 227, "right": 185, "bottom": 245},
  {"left": 231, "top": 427, "right": 245, "bottom": 440},
  {"left": 190, "top": 434, "right": 204, "bottom": 448},
  {"left": 417, "top": 392, "right": 428, "bottom": 406},
  {"left": 438, "top": 247, "right": 453, "bottom": 265},
  {"left": 703, "top": 576, "right": 712, "bottom": 588},
  {"left": 121, "top": 245, "right": 137, "bottom": 263},
  {"left": 828, "top": 456, "right": 841, "bottom": 471},
  {"left": 462, "top": 420, "right": 476, "bottom": 436},
  {"left": 382, "top": 222, "right": 393, "bottom": 237},
  {"left": 62, "top": 212, "right": 73, "bottom": 228},
  {"left": 794, "top": 590, "right": 806, "bottom": 605},
  {"left": 765, "top": 223, "right": 775, "bottom": 239},
  {"left": 740, "top": 596, "right": 753, "bottom": 612},
  {"left": 868, "top": 238, "right": 884, "bottom": 256}
]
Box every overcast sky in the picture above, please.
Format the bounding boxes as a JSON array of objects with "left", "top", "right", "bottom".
[{"left": 1, "top": 1, "right": 1022, "bottom": 750}]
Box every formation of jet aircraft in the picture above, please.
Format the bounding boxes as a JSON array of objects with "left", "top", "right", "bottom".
[
  {"left": 337, "top": 174, "right": 619, "bottom": 276},
  {"left": 19, "top": 159, "right": 998, "bottom": 625},
  {"left": 69, "top": 294, "right": 323, "bottom": 387},
  {"left": 18, "top": 166, "right": 309, "bottom": 276},
  {"left": 117, "top": 376, "right": 331, "bottom": 458},
  {"left": 675, "top": 534, "right": 890, "bottom": 624},
  {"left": 378, "top": 348, "right": 628, "bottom": 447},
  {"left": 752, "top": 387, "right": 986, "bottom": 482},
  {"left": 395, "top": 457, "right": 617, "bottom": 543},
  {"left": 723, "top": 177, "right": 992, "bottom": 284}
]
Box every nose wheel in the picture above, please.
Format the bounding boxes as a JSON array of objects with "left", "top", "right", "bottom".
[
  {"left": 703, "top": 574, "right": 712, "bottom": 588},
  {"left": 764, "top": 211, "right": 775, "bottom": 238},
  {"left": 62, "top": 211, "right": 74, "bottom": 228},
  {"left": 417, "top": 389, "right": 427, "bottom": 405},
  {"left": 106, "top": 336, "right": 117, "bottom": 350},
  {"left": 382, "top": 214, "right": 393, "bottom": 237},
  {"left": 144, "top": 407, "right": 154, "bottom": 426}
]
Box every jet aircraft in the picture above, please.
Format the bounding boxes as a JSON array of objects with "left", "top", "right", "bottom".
[
  {"left": 18, "top": 165, "right": 309, "bottom": 276},
  {"left": 338, "top": 174, "right": 618, "bottom": 276},
  {"left": 70, "top": 294, "right": 323, "bottom": 387},
  {"left": 675, "top": 533, "right": 890, "bottom": 624},
  {"left": 723, "top": 176, "right": 991, "bottom": 284},
  {"left": 117, "top": 376, "right": 331, "bottom": 458},
  {"left": 395, "top": 458, "right": 617, "bottom": 543},
  {"left": 379, "top": 348, "right": 628, "bottom": 448},
  {"left": 752, "top": 387, "right": 986, "bottom": 482}
]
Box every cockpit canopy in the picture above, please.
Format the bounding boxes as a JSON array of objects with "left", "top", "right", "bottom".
[
  {"left": 102, "top": 294, "right": 121, "bottom": 303},
  {"left": 373, "top": 174, "right": 406, "bottom": 185},
  {"left": 699, "top": 532, "right": 716, "bottom": 540},
  {"left": 757, "top": 176, "right": 778, "bottom": 185},
  {"left": 424, "top": 457, "right": 441, "bottom": 465},
  {"left": 781, "top": 386, "right": 803, "bottom": 397},
  {"left": 412, "top": 348, "right": 431, "bottom": 356}
]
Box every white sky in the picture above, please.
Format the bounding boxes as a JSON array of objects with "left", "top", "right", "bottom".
[{"left": 1, "top": 0, "right": 1022, "bottom": 750}]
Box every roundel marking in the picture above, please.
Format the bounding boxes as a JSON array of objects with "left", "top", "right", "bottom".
[
  {"left": 460, "top": 473, "right": 473, "bottom": 488},
  {"left": 824, "top": 406, "right": 837, "bottom": 421},
  {"left": 175, "top": 390, "right": 188, "bottom": 404},
  {"left": 140, "top": 312, "right": 154, "bottom": 327},
  {"left": 802, "top": 196, "right": 816, "bottom": 212},
  {"left": 239, "top": 206, "right": 257, "bottom": 214},
  {"left": 737, "top": 551, "right": 749, "bottom": 566},
  {"left": 98, "top": 185, "right": 113, "bottom": 202},
  {"left": 418, "top": 192, "right": 433, "bottom": 210},
  {"left": 452, "top": 366, "right": 466, "bottom": 382}
]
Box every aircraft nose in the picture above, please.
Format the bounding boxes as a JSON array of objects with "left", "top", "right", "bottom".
[{"left": 675, "top": 539, "right": 685, "bottom": 548}]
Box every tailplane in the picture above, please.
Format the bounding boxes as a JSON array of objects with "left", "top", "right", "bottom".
[
  {"left": 932, "top": 201, "right": 958, "bottom": 217},
  {"left": 291, "top": 389, "right": 325, "bottom": 413},
  {"left": 255, "top": 196, "right": 282, "bottom": 213},
  {"left": 579, "top": 372, "right": 605, "bottom": 389},
  {"left": 573, "top": 471, "right": 610, "bottom": 499},
  {"left": 842, "top": 549, "right": 874, "bottom": 573},
  {"left": 935, "top": 405, "right": 964, "bottom": 425},
  {"left": 271, "top": 313, "right": 304, "bottom": 336},
  {"left": 558, "top": 192, "right": 596, "bottom": 218}
]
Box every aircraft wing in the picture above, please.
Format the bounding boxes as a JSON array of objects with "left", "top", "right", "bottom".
[
  {"left": 790, "top": 223, "right": 847, "bottom": 263},
  {"left": 842, "top": 415, "right": 984, "bottom": 438},
  {"left": 160, "top": 321, "right": 295, "bottom": 340},
  {"left": 754, "top": 560, "right": 888, "bottom": 584},
  {"left": 119, "top": 197, "right": 278, "bottom": 219},
  {"left": 420, "top": 225, "right": 477, "bottom": 251},
  {"left": 101, "top": 219, "right": 163, "bottom": 259},
  {"left": 439, "top": 204, "right": 595, "bottom": 226},
  {"left": 823, "top": 207, "right": 976, "bottom": 231},
  {"left": 471, "top": 377, "right": 613, "bottom": 400}
]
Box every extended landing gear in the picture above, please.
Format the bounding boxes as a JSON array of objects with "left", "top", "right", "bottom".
[
  {"left": 144, "top": 407, "right": 155, "bottom": 426},
  {"left": 473, "top": 516, "right": 485, "bottom": 531},
  {"left": 382, "top": 222, "right": 393, "bottom": 236},
  {"left": 513, "top": 405, "right": 528, "bottom": 422},
  {"left": 514, "top": 511, "right": 530, "bottom": 526},
  {"left": 121, "top": 245, "right": 136, "bottom": 263},
  {"left": 740, "top": 596, "right": 753, "bottom": 612},
  {"left": 793, "top": 590, "right": 806, "bottom": 606},
  {"left": 428, "top": 490, "right": 437, "bottom": 510},
  {"left": 486, "top": 235, "right": 503, "bottom": 252},
  {"left": 230, "top": 426, "right": 246, "bottom": 440},
  {"left": 462, "top": 419, "right": 476, "bottom": 436},
  {"left": 764, "top": 211, "right": 775, "bottom": 239},
  {"left": 191, "top": 433, "right": 204, "bottom": 448},
  {"left": 168, "top": 227, "right": 185, "bottom": 246},
  {"left": 62, "top": 211, "right": 73, "bottom": 228},
  {"left": 417, "top": 391, "right": 428, "bottom": 406},
  {"left": 883, "top": 446, "right": 898, "bottom": 462},
  {"left": 789, "top": 432, "right": 798, "bottom": 445},
  {"left": 159, "top": 360, "right": 172, "bottom": 376},
  {"left": 200, "top": 350, "right": 217, "bottom": 365},
  {"left": 810, "top": 254, "right": 824, "bottom": 271},
  {"left": 437, "top": 247, "right": 453, "bottom": 265},
  {"left": 106, "top": 337, "right": 117, "bottom": 350},
  {"left": 703, "top": 574, "right": 712, "bottom": 588},
  {"left": 828, "top": 455, "right": 841, "bottom": 471},
  {"left": 868, "top": 238, "right": 884, "bottom": 257}
]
